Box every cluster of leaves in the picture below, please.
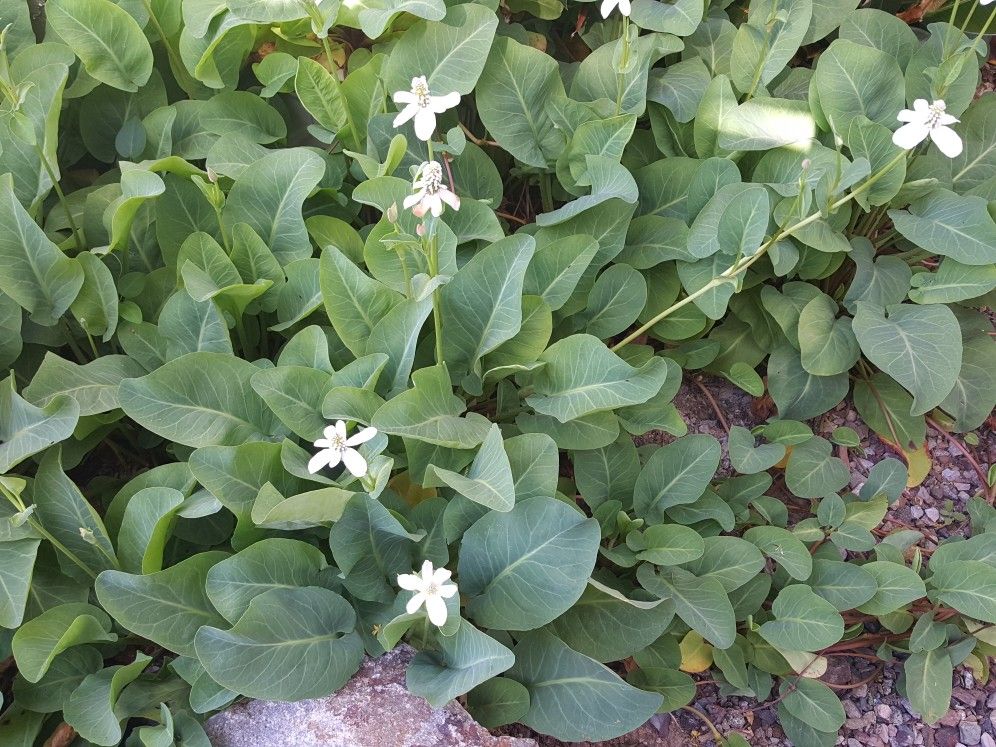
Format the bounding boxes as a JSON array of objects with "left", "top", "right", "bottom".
[{"left": 1, "top": 0, "right": 996, "bottom": 744}]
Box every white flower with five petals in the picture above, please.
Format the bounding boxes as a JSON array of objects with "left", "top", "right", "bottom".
[
  {"left": 308, "top": 420, "right": 377, "bottom": 477},
  {"left": 392, "top": 75, "right": 460, "bottom": 141},
  {"left": 600, "top": 0, "right": 631, "bottom": 17},
  {"left": 397, "top": 561, "right": 458, "bottom": 627},
  {"left": 403, "top": 161, "right": 460, "bottom": 218},
  {"left": 892, "top": 99, "right": 963, "bottom": 158}
]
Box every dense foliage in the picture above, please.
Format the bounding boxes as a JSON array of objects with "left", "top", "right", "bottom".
[{"left": 1, "top": 0, "right": 996, "bottom": 744}]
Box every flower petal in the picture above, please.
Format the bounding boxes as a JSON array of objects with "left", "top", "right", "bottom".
[
  {"left": 913, "top": 99, "right": 930, "bottom": 115},
  {"left": 600, "top": 0, "right": 616, "bottom": 17},
  {"left": 619, "top": 0, "right": 631, "bottom": 14},
  {"left": 342, "top": 447, "right": 368, "bottom": 477},
  {"left": 429, "top": 91, "right": 461, "bottom": 113},
  {"left": 406, "top": 592, "right": 426, "bottom": 615},
  {"left": 896, "top": 109, "right": 919, "bottom": 123},
  {"left": 403, "top": 192, "right": 422, "bottom": 209},
  {"left": 432, "top": 566, "right": 453, "bottom": 584},
  {"left": 335, "top": 420, "right": 348, "bottom": 440},
  {"left": 323, "top": 425, "right": 338, "bottom": 440},
  {"left": 414, "top": 108, "right": 436, "bottom": 141},
  {"left": 346, "top": 426, "right": 378, "bottom": 446},
  {"left": 397, "top": 573, "right": 422, "bottom": 591},
  {"left": 425, "top": 595, "right": 448, "bottom": 626},
  {"left": 438, "top": 583, "right": 458, "bottom": 599},
  {"left": 307, "top": 449, "right": 334, "bottom": 474},
  {"left": 420, "top": 559, "right": 435, "bottom": 580},
  {"left": 930, "top": 125, "right": 963, "bottom": 158},
  {"left": 938, "top": 113, "right": 959, "bottom": 126},
  {"left": 440, "top": 189, "right": 460, "bottom": 211},
  {"left": 429, "top": 194, "right": 444, "bottom": 217},
  {"left": 392, "top": 104, "right": 417, "bottom": 128},
  {"left": 892, "top": 121, "right": 929, "bottom": 150},
  {"left": 393, "top": 90, "right": 415, "bottom": 104}
]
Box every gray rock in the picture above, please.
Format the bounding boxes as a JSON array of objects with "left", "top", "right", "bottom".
[
  {"left": 204, "top": 645, "right": 535, "bottom": 747},
  {"left": 960, "top": 721, "right": 983, "bottom": 746},
  {"left": 981, "top": 735, "right": 996, "bottom": 747},
  {"left": 925, "top": 507, "right": 941, "bottom": 522}
]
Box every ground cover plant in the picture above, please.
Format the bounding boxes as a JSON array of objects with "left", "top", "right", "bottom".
[{"left": 1, "top": 0, "right": 996, "bottom": 744}]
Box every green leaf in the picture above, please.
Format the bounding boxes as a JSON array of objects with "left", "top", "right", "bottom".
[
  {"left": 383, "top": 3, "right": 498, "bottom": 96},
  {"left": 522, "top": 234, "right": 599, "bottom": 311},
  {"left": 728, "top": 425, "right": 786, "bottom": 474},
  {"left": 857, "top": 561, "right": 927, "bottom": 615},
  {"left": 545, "top": 578, "right": 674, "bottom": 662},
  {"left": 194, "top": 587, "right": 363, "bottom": 700},
  {"left": 63, "top": 653, "right": 150, "bottom": 746},
  {"left": 95, "top": 552, "right": 228, "bottom": 657},
  {"left": 813, "top": 38, "right": 904, "bottom": 131},
  {"left": 843, "top": 239, "right": 911, "bottom": 312},
  {"left": 116, "top": 487, "right": 184, "bottom": 574},
  {"left": 329, "top": 494, "right": 416, "bottom": 603},
  {"left": 0, "top": 173, "right": 84, "bottom": 326},
  {"left": 730, "top": 0, "right": 812, "bottom": 95},
  {"left": 904, "top": 649, "right": 953, "bottom": 724},
  {"left": 743, "top": 526, "right": 812, "bottom": 580},
  {"left": 460, "top": 496, "right": 600, "bottom": 631},
  {"left": 759, "top": 585, "right": 844, "bottom": 651},
  {"left": 295, "top": 57, "right": 349, "bottom": 134},
  {"left": 509, "top": 630, "right": 663, "bottom": 742},
  {"left": 466, "top": 677, "right": 531, "bottom": 729},
  {"left": 579, "top": 264, "right": 647, "bottom": 339},
  {"left": 12, "top": 646, "right": 103, "bottom": 713},
  {"left": 119, "top": 352, "right": 278, "bottom": 447},
  {"left": 687, "top": 183, "right": 769, "bottom": 259},
  {"left": 0, "top": 376, "right": 79, "bottom": 475},
  {"left": 371, "top": 365, "right": 490, "bottom": 449},
  {"left": 633, "top": 434, "right": 721, "bottom": 522},
  {"left": 853, "top": 373, "right": 925, "bottom": 449},
  {"left": 24, "top": 353, "right": 145, "bottom": 417},
  {"left": 909, "top": 258, "right": 996, "bottom": 305},
  {"left": 47, "top": 0, "right": 153, "bottom": 92},
  {"left": 222, "top": 148, "right": 325, "bottom": 264},
  {"left": 852, "top": 303, "right": 962, "bottom": 416},
  {"left": 440, "top": 235, "right": 535, "bottom": 377},
  {"left": 860, "top": 458, "right": 908, "bottom": 503},
  {"left": 940, "top": 332, "right": 996, "bottom": 432},
  {"left": 33, "top": 447, "right": 117, "bottom": 578},
  {"left": 431, "top": 424, "right": 514, "bottom": 512},
  {"left": 407, "top": 620, "right": 515, "bottom": 707},
  {"left": 637, "top": 524, "right": 705, "bottom": 566},
  {"left": 205, "top": 538, "right": 328, "bottom": 624},
  {"left": 797, "top": 294, "right": 860, "bottom": 376},
  {"left": 807, "top": 559, "right": 878, "bottom": 611},
  {"left": 781, "top": 678, "right": 845, "bottom": 733},
  {"left": 0, "top": 539, "right": 40, "bottom": 628},
  {"left": 785, "top": 436, "right": 849, "bottom": 498},
  {"left": 930, "top": 560, "right": 996, "bottom": 623},
  {"left": 11, "top": 603, "right": 116, "bottom": 683},
  {"left": 319, "top": 246, "right": 400, "bottom": 357},
  {"left": 526, "top": 335, "right": 671, "bottom": 422},
  {"left": 656, "top": 568, "right": 736, "bottom": 648},
  {"left": 476, "top": 36, "right": 565, "bottom": 168},
  {"left": 890, "top": 189, "right": 996, "bottom": 266},
  {"left": 250, "top": 366, "right": 331, "bottom": 442}
]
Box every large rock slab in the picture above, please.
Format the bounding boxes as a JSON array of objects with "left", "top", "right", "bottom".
[{"left": 205, "top": 645, "right": 536, "bottom": 747}]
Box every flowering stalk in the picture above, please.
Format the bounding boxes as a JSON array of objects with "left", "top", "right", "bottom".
[{"left": 611, "top": 150, "right": 909, "bottom": 351}]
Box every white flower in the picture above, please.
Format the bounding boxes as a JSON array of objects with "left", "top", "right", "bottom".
[
  {"left": 982, "top": 0, "right": 994, "bottom": 6},
  {"left": 397, "top": 560, "right": 458, "bottom": 627},
  {"left": 392, "top": 75, "right": 460, "bottom": 141},
  {"left": 308, "top": 420, "right": 377, "bottom": 477},
  {"left": 600, "top": 0, "right": 631, "bottom": 17},
  {"left": 892, "top": 99, "right": 963, "bottom": 158},
  {"left": 403, "top": 161, "right": 460, "bottom": 218}
]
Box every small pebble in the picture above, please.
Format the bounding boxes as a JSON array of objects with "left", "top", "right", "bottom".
[
  {"left": 925, "top": 507, "right": 941, "bottom": 522},
  {"left": 981, "top": 735, "right": 996, "bottom": 747},
  {"left": 876, "top": 704, "right": 893, "bottom": 721},
  {"left": 911, "top": 506, "right": 925, "bottom": 519},
  {"left": 960, "top": 721, "right": 983, "bottom": 746}
]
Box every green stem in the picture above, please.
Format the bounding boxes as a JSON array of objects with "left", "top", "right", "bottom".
[
  {"left": 82, "top": 326, "right": 99, "bottom": 359},
  {"left": 61, "top": 319, "right": 90, "bottom": 363},
  {"left": 611, "top": 150, "right": 908, "bottom": 351},
  {"left": 428, "top": 232, "right": 444, "bottom": 365},
  {"left": 539, "top": 173, "right": 554, "bottom": 214},
  {"left": 234, "top": 316, "right": 252, "bottom": 358},
  {"left": 138, "top": 0, "right": 199, "bottom": 98},
  {"left": 977, "top": 3, "right": 996, "bottom": 38},
  {"left": 35, "top": 143, "right": 83, "bottom": 251},
  {"left": 398, "top": 248, "right": 413, "bottom": 298},
  {"left": 614, "top": 15, "right": 631, "bottom": 115},
  {"left": 0, "top": 484, "right": 98, "bottom": 580}
]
